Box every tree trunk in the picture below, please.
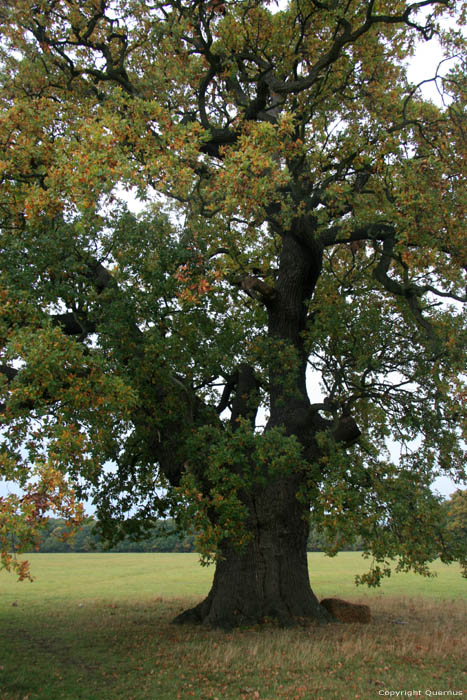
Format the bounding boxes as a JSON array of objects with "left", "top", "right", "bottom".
[
  {"left": 173, "top": 479, "right": 332, "bottom": 628},
  {"left": 174, "top": 222, "right": 330, "bottom": 629}
]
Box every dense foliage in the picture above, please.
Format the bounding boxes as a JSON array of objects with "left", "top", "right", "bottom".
[{"left": 0, "top": 0, "right": 465, "bottom": 623}]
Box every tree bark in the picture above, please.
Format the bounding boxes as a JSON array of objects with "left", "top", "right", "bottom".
[{"left": 173, "top": 477, "right": 332, "bottom": 628}]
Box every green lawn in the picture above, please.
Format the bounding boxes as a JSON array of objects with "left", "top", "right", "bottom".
[
  {"left": 0, "top": 553, "right": 465, "bottom": 700},
  {"left": 1, "top": 552, "right": 464, "bottom": 606}
]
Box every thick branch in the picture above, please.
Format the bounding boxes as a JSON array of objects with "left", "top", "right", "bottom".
[
  {"left": 50, "top": 313, "right": 96, "bottom": 337},
  {"left": 216, "top": 373, "right": 237, "bottom": 415},
  {"left": 230, "top": 364, "right": 261, "bottom": 430},
  {"left": 373, "top": 237, "right": 440, "bottom": 347},
  {"left": 239, "top": 275, "right": 277, "bottom": 305},
  {"left": 309, "top": 401, "right": 362, "bottom": 446},
  {"left": 332, "top": 415, "right": 362, "bottom": 445},
  {"left": 321, "top": 222, "right": 395, "bottom": 247},
  {"left": 215, "top": 365, "right": 262, "bottom": 427}
]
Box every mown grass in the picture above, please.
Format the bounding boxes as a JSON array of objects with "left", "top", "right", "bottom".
[{"left": 0, "top": 553, "right": 465, "bottom": 700}]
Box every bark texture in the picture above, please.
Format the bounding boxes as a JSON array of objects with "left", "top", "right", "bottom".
[{"left": 173, "top": 484, "right": 332, "bottom": 628}]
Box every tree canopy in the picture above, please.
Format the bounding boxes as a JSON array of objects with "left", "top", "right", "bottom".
[{"left": 0, "top": 0, "right": 465, "bottom": 624}]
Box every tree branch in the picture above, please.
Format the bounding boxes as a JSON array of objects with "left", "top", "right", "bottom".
[
  {"left": 216, "top": 373, "right": 237, "bottom": 415},
  {"left": 310, "top": 399, "right": 362, "bottom": 446},
  {"left": 50, "top": 313, "right": 96, "bottom": 337},
  {"left": 230, "top": 364, "right": 261, "bottom": 430},
  {"left": 332, "top": 415, "right": 362, "bottom": 445},
  {"left": 321, "top": 222, "right": 395, "bottom": 247},
  {"left": 263, "top": 1, "right": 448, "bottom": 98},
  {"left": 372, "top": 237, "right": 441, "bottom": 347},
  {"left": 238, "top": 275, "right": 277, "bottom": 305}
]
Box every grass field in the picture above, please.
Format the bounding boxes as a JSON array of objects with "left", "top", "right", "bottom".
[{"left": 0, "top": 553, "right": 465, "bottom": 700}]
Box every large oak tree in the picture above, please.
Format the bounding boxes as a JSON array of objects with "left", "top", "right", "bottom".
[{"left": 0, "top": 0, "right": 466, "bottom": 626}]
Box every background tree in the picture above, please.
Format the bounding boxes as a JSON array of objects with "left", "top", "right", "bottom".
[
  {"left": 27, "top": 517, "right": 196, "bottom": 553},
  {"left": 0, "top": 0, "right": 465, "bottom": 626},
  {"left": 444, "top": 489, "right": 467, "bottom": 547}
]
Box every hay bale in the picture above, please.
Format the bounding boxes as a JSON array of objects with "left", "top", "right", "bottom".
[{"left": 320, "top": 597, "right": 371, "bottom": 623}]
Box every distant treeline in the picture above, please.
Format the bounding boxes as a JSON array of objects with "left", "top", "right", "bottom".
[
  {"left": 27, "top": 490, "right": 466, "bottom": 554},
  {"left": 32, "top": 518, "right": 196, "bottom": 553},
  {"left": 27, "top": 518, "right": 364, "bottom": 553}
]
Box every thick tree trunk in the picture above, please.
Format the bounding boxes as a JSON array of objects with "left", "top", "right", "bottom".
[
  {"left": 173, "top": 480, "right": 332, "bottom": 628},
  {"left": 174, "top": 221, "right": 331, "bottom": 629}
]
